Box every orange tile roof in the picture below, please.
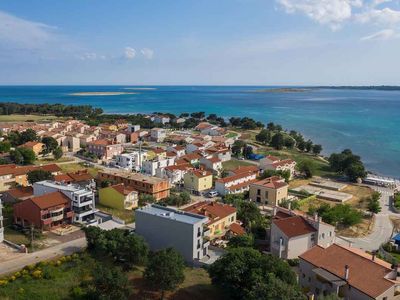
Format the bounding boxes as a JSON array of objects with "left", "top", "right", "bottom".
[
  {"left": 184, "top": 201, "right": 236, "bottom": 225},
  {"left": 20, "top": 141, "right": 43, "bottom": 148},
  {"left": 216, "top": 170, "right": 256, "bottom": 184},
  {"left": 29, "top": 191, "right": 70, "bottom": 210},
  {"left": 273, "top": 216, "right": 316, "bottom": 238},
  {"left": 109, "top": 183, "right": 136, "bottom": 196},
  {"left": 229, "top": 223, "right": 246, "bottom": 235},
  {"left": 300, "top": 244, "right": 397, "bottom": 298},
  {"left": 188, "top": 170, "right": 212, "bottom": 178},
  {"left": 5, "top": 186, "right": 33, "bottom": 199},
  {"left": 230, "top": 165, "right": 259, "bottom": 175},
  {"left": 54, "top": 174, "right": 73, "bottom": 183},
  {"left": 251, "top": 176, "right": 288, "bottom": 189},
  {"left": 67, "top": 169, "right": 94, "bottom": 182}
]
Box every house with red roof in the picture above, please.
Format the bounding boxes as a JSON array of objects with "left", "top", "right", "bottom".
[
  {"left": 259, "top": 155, "right": 297, "bottom": 179},
  {"left": 249, "top": 176, "right": 289, "bottom": 206},
  {"left": 13, "top": 191, "right": 74, "bottom": 231},
  {"left": 299, "top": 243, "right": 400, "bottom": 299},
  {"left": 87, "top": 139, "right": 124, "bottom": 160},
  {"left": 270, "top": 207, "right": 335, "bottom": 260},
  {"left": 215, "top": 166, "right": 259, "bottom": 196}
]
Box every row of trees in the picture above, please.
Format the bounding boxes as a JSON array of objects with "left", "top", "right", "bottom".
[
  {"left": 0, "top": 102, "right": 103, "bottom": 118},
  {"left": 83, "top": 227, "right": 186, "bottom": 299},
  {"left": 308, "top": 203, "right": 363, "bottom": 227},
  {"left": 161, "top": 191, "right": 191, "bottom": 207}
]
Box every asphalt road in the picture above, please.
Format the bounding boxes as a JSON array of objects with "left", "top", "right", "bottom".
[{"left": 336, "top": 185, "right": 395, "bottom": 251}]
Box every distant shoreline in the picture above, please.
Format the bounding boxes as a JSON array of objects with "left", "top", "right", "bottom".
[{"left": 69, "top": 92, "right": 137, "bottom": 96}]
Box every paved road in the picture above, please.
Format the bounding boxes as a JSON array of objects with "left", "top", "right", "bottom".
[
  {"left": 336, "top": 185, "right": 395, "bottom": 251},
  {"left": 0, "top": 238, "right": 87, "bottom": 276}
]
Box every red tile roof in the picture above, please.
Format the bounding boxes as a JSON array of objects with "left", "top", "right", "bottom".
[
  {"left": 30, "top": 191, "right": 70, "bottom": 210},
  {"left": 229, "top": 223, "right": 246, "bottom": 235},
  {"left": 216, "top": 170, "right": 256, "bottom": 184},
  {"left": 5, "top": 186, "right": 33, "bottom": 199},
  {"left": 300, "top": 244, "right": 397, "bottom": 298},
  {"left": 273, "top": 216, "right": 316, "bottom": 238},
  {"left": 184, "top": 201, "right": 236, "bottom": 225},
  {"left": 230, "top": 165, "right": 259, "bottom": 175},
  {"left": 188, "top": 170, "right": 212, "bottom": 178},
  {"left": 251, "top": 176, "right": 288, "bottom": 189},
  {"left": 109, "top": 183, "right": 136, "bottom": 196}
]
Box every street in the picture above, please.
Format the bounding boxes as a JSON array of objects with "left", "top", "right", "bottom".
[{"left": 336, "top": 185, "right": 395, "bottom": 251}]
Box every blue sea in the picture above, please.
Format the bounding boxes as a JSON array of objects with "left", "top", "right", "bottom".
[{"left": 0, "top": 85, "right": 399, "bottom": 178}]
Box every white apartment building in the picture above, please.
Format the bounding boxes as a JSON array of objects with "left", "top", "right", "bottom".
[
  {"left": 143, "top": 156, "right": 175, "bottom": 176},
  {"left": 150, "top": 128, "right": 167, "bottom": 142},
  {"left": 33, "top": 181, "right": 97, "bottom": 225},
  {"left": 215, "top": 170, "right": 258, "bottom": 196},
  {"left": 114, "top": 151, "right": 147, "bottom": 171}
]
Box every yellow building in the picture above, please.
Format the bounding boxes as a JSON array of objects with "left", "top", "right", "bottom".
[
  {"left": 249, "top": 176, "right": 288, "bottom": 206},
  {"left": 20, "top": 141, "right": 45, "bottom": 156},
  {"left": 183, "top": 201, "right": 244, "bottom": 239},
  {"left": 184, "top": 170, "right": 213, "bottom": 192},
  {"left": 99, "top": 183, "right": 139, "bottom": 210}
]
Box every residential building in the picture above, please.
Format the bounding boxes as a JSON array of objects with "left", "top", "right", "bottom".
[
  {"left": 151, "top": 115, "right": 170, "bottom": 124},
  {"left": 114, "top": 151, "right": 147, "bottom": 171},
  {"left": 61, "top": 135, "right": 81, "bottom": 152},
  {"left": 184, "top": 170, "right": 213, "bottom": 193},
  {"left": 200, "top": 157, "right": 222, "bottom": 175},
  {"left": 99, "top": 183, "right": 138, "bottom": 210},
  {"left": 87, "top": 139, "right": 124, "bottom": 160},
  {"left": 162, "top": 165, "right": 191, "bottom": 184},
  {"left": 260, "top": 155, "right": 297, "bottom": 179},
  {"left": 13, "top": 191, "right": 74, "bottom": 231},
  {"left": 127, "top": 124, "right": 140, "bottom": 133},
  {"left": 20, "top": 141, "right": 45, "bottom": 156},
  {"left": 0, "top": 164, "right": 61, "bottom": 191},
  {"left": 215, "top": 167, "right": 258, "bottom": 196},
  {"left": 143, "top": 156, "right": 175, "bottom": 176},
  {"left": 97, "top": 170, "right": 170, "bottom": 200},
  {"left": 249, "top": 176, "right": 288, "bottom": 206},
  {"left": 33, "top": 181, "right": 97, "bottom": 224},
  {"left": 166, "top": 145, "right": 186, "bottom": 157},
  {"left": 270, "top": 207, "right": 335, "bottom": 259},
  {"left": 135, "top": 204, "right": 210, "bottom": 262},
  {"left": 0, "top": 198, "right": 3, "bottom": 242},
  {"left": 54, "top": 169, "right": 95, "bottom": 188},
  {"left": 299, "top": 243, "right": 400, "bottom": 300},
  {"left": 1, "top": 186, "right": 33, "bottom": 203},
  {"left": 184, "top": 201, "right": 243, "bottom": 239},
  {"left": 205, "top": 146, "right": 231, "bottom": 162},
  {"left": 150, "top": 128, "right": 166, "bottom": 142}
]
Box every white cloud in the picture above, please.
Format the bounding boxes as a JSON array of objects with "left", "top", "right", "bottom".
[
  {"left": 356, "top": 7, "right": 400, "bottom": 25},
  {"left": 276, "top": 0, "right": 362, "bottom": 30},
  {"left": 78, "top": 52, "right": 107, "bottom": 60},
  {"left": 0, "top": 10, "right": 57, "bottom": 49},
  {"left": 124, "top": 47, "right": 136, "bottom": 59},
  {"left": 141, "top": 48, "right": 154, "bottom": 59},
  {"left": 361, "top": 28, "right": 399, "bottom": 40}
]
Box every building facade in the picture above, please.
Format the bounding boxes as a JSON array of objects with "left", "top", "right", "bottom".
[
  {"left": 249, "top": 176, "right": 289, "bottom": 206},
  {"left": 99, "top": 183, "right": 138, "bottom": 210},
  {"left": 135, "top": 204, "right": 210, "bottom": 262},
  {"left": 184, "top": 170, "right": 213, "bottom": 193}
]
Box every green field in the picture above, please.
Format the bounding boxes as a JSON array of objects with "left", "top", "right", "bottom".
[
  {"left": 222, "top": 159, "right": 254, "bottom": 171},
  {"left": 0, "top": 114, "right": 60, "bottom": 122},
  {"left": 96, "top": 204, "right": 135, "bottom": 224},
  {"left": 57, "top": 162, "right": 101, "bottom": 177}
]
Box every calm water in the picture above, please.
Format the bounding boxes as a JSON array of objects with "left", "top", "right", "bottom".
[{"left": 0, "top": 85, "right": 399, "bottom": 178}]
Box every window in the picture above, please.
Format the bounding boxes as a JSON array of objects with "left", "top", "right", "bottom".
[
  {"left": 265, "top": 191, "right": 269, "bottom": 198},
  {"left": 257, "top": 189, "right": 261, "bottom": 195}
]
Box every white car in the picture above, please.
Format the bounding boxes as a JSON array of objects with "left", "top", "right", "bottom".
[{"left": 207, "top": 191, "right": 219, "bottom": 198}]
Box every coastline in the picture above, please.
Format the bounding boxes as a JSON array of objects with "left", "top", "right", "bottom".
[{"left": 69, "top": 92, "right": 137, "bottom": 96}]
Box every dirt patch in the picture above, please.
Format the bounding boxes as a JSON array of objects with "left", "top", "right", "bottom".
[
  {"left": 342, "top": 184, "right": 374, "bottom": 209},
  {"left": 337, "top": 216, "right": 375, "bottom": 238},
  {"left": 289, "top": 179, "right": 312, "bottom": 189}
]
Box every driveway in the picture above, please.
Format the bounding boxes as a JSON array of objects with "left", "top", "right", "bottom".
[
  {"left": 0, "top": 238, "right": 87, "bottom": 276},
  {"left": 336, "top": 185, "right": 395, "bottom": 251}
]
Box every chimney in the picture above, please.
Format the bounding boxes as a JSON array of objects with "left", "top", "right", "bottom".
[
  {"left": 313, "top": 212, "right": 318, "bottom": 222},
  {"left": 344, "top": 265, "right": 349, "bottom": 281},
  {"left": 372, "top": 251, "right": 376, "bottom": 261}
]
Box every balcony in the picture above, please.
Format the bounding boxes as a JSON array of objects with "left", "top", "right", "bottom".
[
  {"left": 51, "top": 214, "right": 64, "bottom": 222},
  {"left": 203, "top": 239, "right": 210, "bottom": 248},
  {"left": 203, "top": 227, "right": 210, "bottom": 237},
  {"left": 42, "top": 218, "right": 52, "bottom": 225}
]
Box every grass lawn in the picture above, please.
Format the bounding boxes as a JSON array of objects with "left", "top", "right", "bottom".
[
  {"left": 34, "top": 157, "right": 74, "bottom": 165},
  {"left": 96, "top": 204, "right": 135, "bottom": 224},
  {"left": 3, "top": 227, "right": 30, "bottom": 245},
  {"left": 225, "top": 132, "right": 238, "bottom": 139},
  {"left": 57, "top": 162, "right": 101, "bottom": 177},
  {"left": 222, "top": 159, "right": 254, "bottom": 171},
  {"left": 0, "top": 114, "right": 60, "bottom": 122}
]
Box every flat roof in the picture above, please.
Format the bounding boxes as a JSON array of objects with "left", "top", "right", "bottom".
[
  {"left": 34, "top": 180, "right": 91, "bottom": 195},
  {"left": 137, "top": 204, "right": 208, "bottom": 225}
]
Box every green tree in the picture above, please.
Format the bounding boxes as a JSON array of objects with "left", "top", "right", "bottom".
[
  {"left": 228, "top": 234, "right": 254, "bottom": 248},
  {"left": 208, "top": 247, "right": 303, "bottom": 300},
  {"left": 270, "top": 133, "right": 285, "bottom": 150},
  {"left": 7, "top": 131, "right": 21, "bottom": 146},
  {"left": 231, "top": 140, "right": 245, "bottom": 156},
  {"left": 90, "top": 264, "right": 130, "bottom": 300},
  {"left": 53, "top": 147, "right": 63, "bottom": 160},
  {"left": 17, "top": 147, "right": 36, "bottom": 164},
  {"left": 139, "top": 194, "right": 156, "bottom": 206},
  {"left": 237, "top": 201, "right": 263, "bottom": 230},
  {"left": 0, "top": 141, "right": 11, "bottom": 153},
  {"left": 344, "top": 161, "right": 366, "bottom": 182},
  {"left": 41, "top": 136, "right": 59, "bottom": 154},
  {"left": 312, "top": 144, "right": 323, "bottom": 155},
  {"left": 27, "top": 169, "right": 54, "bottom": 184},
  {"left": 297, "top": 159, "right": 316, "bottom": 178},
  {"left": 328, "top": 149, "right": 366, "bottom": 182},
  {"left": 367, "top": 191, "right": 381, "bottom": 214},
  {"left": 144, "top": 248, "right": 185, "bottom": 300},
  {"left": 20, "top": 129, "right": 38, "bottom": 144},
  {"left": 259, "top": 169, "right": 291, "bottom": 182},
  {"left": 9, "top": 149, "right": 24, "bottom": 164},
  {"left": 305, "top": 139, "right": 313, "bottom": 152},
  {"left": 255, "top": 129, "right": 271, "bottom": 145}
]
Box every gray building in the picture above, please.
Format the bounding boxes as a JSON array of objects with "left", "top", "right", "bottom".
[
  {"left": 135, "top": 204, "right": 210, "bottom": 262},
  {"left": 0, "top": 198, "right": 4, "bottom": 242},
  {"left": 33, "top": 181, "right": 97, "bottom": 225}
]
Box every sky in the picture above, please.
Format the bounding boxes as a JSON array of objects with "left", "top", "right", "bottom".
[{"left": 1, "top": 0, "right": 400, "bottom": 85}]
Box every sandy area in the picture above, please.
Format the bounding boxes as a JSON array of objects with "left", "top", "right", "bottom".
[{"left": 70, "top": 92, "right": 137, "bottom": 96}]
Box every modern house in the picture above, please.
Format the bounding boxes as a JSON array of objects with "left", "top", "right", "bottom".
[
  {"left": 135, "top": 204, "right": 210, "bottom": 262},
  {"left": 13, "top": 191, "right": 74, "bottom": 231},
  {"left": 184, "top": 201, "right": 243, "bottom": 239},
  {"left": 142, "top": 156, "right": 175, "bottom": 176},
  {"left": 184, "top": 170, "right": 213, "bottom": 193},
  {"left": 99, "top": 183, "right": 138, "bottom": 210},
  {"left": 299, "top": 243, "right": 400, "bottom": 300},
  {"left": 33, "top": 180, "right": 97, "bottom": 224},
  {"left": 270, "top": 207, "right": 335, "bottom": 259},
  {"left": 87, "top": 139, "right": 124, "bottom": 160},
  {"left": 249, "top": 176, "right": 289, "bottom": 206},
  {"left": 150, "top": 128, "right": 166, "bottom": 142},
  {"left": 97, "top": 170, "right": 171, "bottom": 201},
  {"left": 114, "top": 151, "right": 147, "bottom": 171},
  {"left": 200, "top": 157, "right": 222, "bottom": 175}
]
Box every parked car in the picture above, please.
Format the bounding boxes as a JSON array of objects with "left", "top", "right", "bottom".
[{"left": 207, "top": 190, "right": 219, "bottom": 198}]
